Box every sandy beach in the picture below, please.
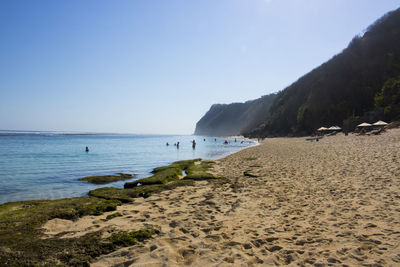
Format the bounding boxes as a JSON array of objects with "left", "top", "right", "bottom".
[{"left": 42, "top": 129, "right": 400, "bottom": 266}]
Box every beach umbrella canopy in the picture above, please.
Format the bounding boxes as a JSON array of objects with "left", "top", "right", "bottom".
[
  {"left": 328, "top": 126, "right": 342, "bottom": 130},
  {"left": 373, "top": 120, "right": 388, "bottom": 126},
  {"left": 357, "top": 122, "right": 372, "bottom": 127},
  {"left": 317, "top": 127, "right": 328, "bottom": 131}
]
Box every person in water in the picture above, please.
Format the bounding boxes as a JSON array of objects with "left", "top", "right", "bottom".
[
  {"left": 166, "top": 142, "right": 169, "bottom": 146},
  {"left": 192, "top": 140, "right": 196, "bottom": 149},
  {"left": 85, "top": 146, "right": 89, "bottom": 152},
  {"left": 177, "top": 142, "right": 180, "bottom": 149}
]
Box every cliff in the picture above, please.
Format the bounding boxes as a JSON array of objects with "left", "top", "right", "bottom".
[{"left": 194, "top": 93, "right": 276, "bottom": 136}]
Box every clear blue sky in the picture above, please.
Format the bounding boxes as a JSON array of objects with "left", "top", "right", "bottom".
[{"left": 1, "top": 0, "right": 399, "bottom": 134}]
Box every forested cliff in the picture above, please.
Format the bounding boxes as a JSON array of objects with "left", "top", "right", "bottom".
[
  {"left": 194, "top": 93, "right": 276, "bottom": 136},
  {"left": 195, "top": 8, "right": 400, "bottom": 137},
  {"left": 245, "top": 8, "right": 400, "bottom": 137}
]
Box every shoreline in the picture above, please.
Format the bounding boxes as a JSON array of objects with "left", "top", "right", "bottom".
[
  {"left": 0, "top": 136, "right": 256, "bottom": 206},
  {"left": 1, "top": 129, "right": 400, "bottom": 265},
  {"left": 0, "top": 135, "right": 255, "bottom": 205}
]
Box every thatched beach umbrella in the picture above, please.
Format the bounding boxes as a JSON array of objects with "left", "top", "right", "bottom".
[
  {"left": 372, "top": 120, "right": 388, "bottom": 126},
  {"left": 357, "top": 122, "right": 372, "bottom": 127},
  {"left": 328, "top": 126, "right": 342, "bottom": 131},
  {"left": 356, "top": 122, "right": 372, "bottom": 133},
  {"left": 317, "top": 127, "right": 328, "bottom": 131}
]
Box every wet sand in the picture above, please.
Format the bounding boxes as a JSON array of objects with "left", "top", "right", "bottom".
[{"left": 43, "top": 129, "right": 400, "bottom": 266}]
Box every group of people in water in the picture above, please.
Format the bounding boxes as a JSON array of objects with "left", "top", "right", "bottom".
[
  {"left": 166, "top": 140, "right": 192, "bottom": 149},
  {"left": 165, "top": 142, "right": 180, "bottom": 148},
  {"left": 84, "top": 137, "right": 252, "bottom": 154},
  {"left": 164, "top": 138, "right": 247, "bottom": 150},
  {"left": 86, "top": 138, "right": 249, "bottom": 153}
]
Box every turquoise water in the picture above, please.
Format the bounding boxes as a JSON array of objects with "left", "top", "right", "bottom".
[{"left": 0, "top": 132, "right": 256, "bottom": 204}]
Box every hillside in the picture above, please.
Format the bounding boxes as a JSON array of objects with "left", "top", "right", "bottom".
[
  {"left": 244, "top": 7, "right": 400, "bottom": 137},
  {"left": 194, "top": 93, "right": 276, "bottom": 136}
]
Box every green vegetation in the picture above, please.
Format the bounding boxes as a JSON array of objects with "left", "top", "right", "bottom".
[
  {"left": 79, "top": 173, "right": 133, "bottom": 184},
  {"left": 124, "top": 159, "right": 206, "bottom": 188},
  {"left": 124, "top": 168, "right": 181, "bottom": 188},
  {"left": 0, "top": 225, "right": 156, "bottom": 266},
  {"left": 152, "top": 158, "right": 201, "bottom": 173},
  {"left": 90, "top": 159, "right": 219, "bottom": 202},
  {"left": 108, "top": 225, "right": 158, "bottom": 246},
  {"left": 124, "top": 159, "right": 201, "bottom": 188},
  {"left": 90, "top": 179, "right": 195, "bottom": 201},
  {"left": 88, "top": 187, "right": 133, "bottom": 203},
  {"left": 184, "top": 160, "right": 219, "bottom": 180},
  {"left": 90, "top": 159, "right": 221, "bottom": 202},
  {"left": 106, "top": 212, "right": 122, "bottom": 220},
  {"left": 93, "top": 159, "right": 222, "bottom": 202},
  {"left": 374, "top": 75, "right": 400, "bottom": 121},
  {"left": 243, "top": 170, "right": 258, "bottom": 177},
  {"left": 238, "top": 7, "right": 400, "bottom": 137}
]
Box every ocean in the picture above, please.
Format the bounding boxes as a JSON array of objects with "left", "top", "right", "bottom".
[{"left": 0, "top": 131, "right": 256, "bottom": 204}]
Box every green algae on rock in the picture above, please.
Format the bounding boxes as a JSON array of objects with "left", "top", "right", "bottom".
[
  {"left": 243, "top": 157, "right": 257, "bottom": 161},
  {"left": 108, "top": 225, "right": 160, "bottom": 246},
  {"left": 184, "top": 160, "right": 219, "bottom": 180},
  {"left": 0, "top": 197, "right": 121, "bottom": 266},
  {"left": 124, "top": 168, "right": 181, "bottom": 188},
  {"left": 0, "top": 197, "right": 160, "bottom": 266},
  {"left": 106, "top": 212, "right": 122, "bottom": 220},
  {"left": 91, "top": 159, "right": 223, "bottom": 203},
  {"left": 124, "top": 159, "right": 220, "bottom": 188},
  {"left": 79, "top": 173, "right": 134, "bottom": 184},
  {"left": 124, "top": 159, "right": 201, "bottom": 188},
  {"left": 90, "top": 179, "right": 195, "bottom": 202}
]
